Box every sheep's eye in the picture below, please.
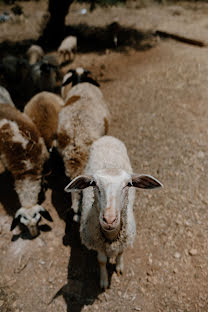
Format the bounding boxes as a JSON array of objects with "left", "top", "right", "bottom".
[
  {"left": 33, "top": 213, "right": 37, "bottom": 218},
  {"left": 127, "top": 182, "right": 132, "bottom": 187},
  {"left": 22, "top": 215, "right": 28, "bottom": 220}
]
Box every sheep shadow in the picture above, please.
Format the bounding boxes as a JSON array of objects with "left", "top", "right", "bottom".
[
  {"left": 46, "top": 149, "right": 116, "bottom": 310},
  {"left": 45, "top": 148, "right": 71, "bottom": 221},
  {"left": 52, "top": 207, "right": 115, "bottom": 311},
  {"left": 0, "top": 169, "right": 20, "bottom": 217}
]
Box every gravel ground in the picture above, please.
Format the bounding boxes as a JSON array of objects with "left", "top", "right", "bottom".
[{"left": 1, "top": 1, "right": 208, "bottom": 312}]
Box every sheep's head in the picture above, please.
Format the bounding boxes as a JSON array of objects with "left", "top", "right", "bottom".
[
  {"left": 10, "top": 205, "right": 53, "bottom": 238},
  {"left": 62, "top": 67, "right": 100, "bottom": 88},
  {"left": 65, "top": 169, "right": 163, "bottom": 240}
]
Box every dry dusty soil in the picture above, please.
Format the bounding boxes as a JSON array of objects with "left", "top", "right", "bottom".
[{"left": 1, "top": 1, "right": 208, "bottom": 312}]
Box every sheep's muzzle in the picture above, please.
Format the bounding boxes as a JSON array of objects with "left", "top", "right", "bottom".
[
  {"left": 28, "top": 225, "right": 39, "bottom": 238},
  {"left": 100, "top": 220, "right": 121, "bottom": 241}
]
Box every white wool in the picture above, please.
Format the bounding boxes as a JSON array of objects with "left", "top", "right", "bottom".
[
  {"left": 58, "top": 36, "right": 77, "bottom": 63},
  {"left": 15, "top": 177, "right": 41, "bottom": 208},
  {"left": 58, "top": 36, "right": 77, "bottom": 51},
  {"left": 65, "top": 82, "right": 103, "bottom": 103},
  {"left": 21, "top": 159, "right": 33, "bottom": 170},
  {"left": 10, "top": 121, "right": 29, "bottom": 149},
  {"left": 27, "top": 44, "right": 44, "bottom": 65},
  {"left": 76, "top": 67, "right": 84, "bottom": 75},
  {"left": 0, "top": 119, "right": 29, "bottom": 149}
]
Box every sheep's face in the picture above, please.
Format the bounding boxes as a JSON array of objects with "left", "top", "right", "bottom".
[
  {"left": 11, "top": 205, "right": 53, "bottom": 238},
  {"left": 93, "top": 169, "right": 130, "bottom": 233},
  {"left": 65, "top": 170, "right": 163, "bottom": 237}
]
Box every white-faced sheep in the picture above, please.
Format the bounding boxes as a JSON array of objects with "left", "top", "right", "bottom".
[
  {"left": 24, "top": 91, "right": 64, "bottom": 151},
  {"left": 0, "top": 85, "right": 14, "bottom": 106},
  {"left": 26, "top": 44, "right": 44, "bottom": 65},
  {"left": 0, "top": 103, "right": 52, "bottom": 237},
  {"left": 58, "top": 36, "right": 77, "bottom": 64},
  {"left": 65, "top": 135, "right": 163, "bottom": 289},
  {"left": 58, "top": 68, "right": 110, "bottom": 219}
]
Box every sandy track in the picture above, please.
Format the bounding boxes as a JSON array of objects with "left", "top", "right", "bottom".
[{"left": 1, "top": 2, "right": 208, "bottom": 311}]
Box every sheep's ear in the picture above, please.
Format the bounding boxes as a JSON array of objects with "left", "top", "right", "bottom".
[
  {"left": 38, "top": 207, "right": 53, "bottom": 222},
  {"left": 85, "top": 77, "right": 100, "bottom": 87},
  {"left": 10, "top": 215, "right": 21, "bottom": 231},
  {"left": 131, "top": 174, "right": 163, "bottom": 189},
  {"left": 65, "top": 175, "right": 95, "bottom": 192},
  {"left": 62, "top": 76, "right": 73, "bottom": 86}
]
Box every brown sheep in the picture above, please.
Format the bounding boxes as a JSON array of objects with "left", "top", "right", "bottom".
[
  {"left": 24, "top": 91, "right": 64, "bottom": 151},
  {"left": 0, "top": 103, "right": 52, "bottom": 237}
]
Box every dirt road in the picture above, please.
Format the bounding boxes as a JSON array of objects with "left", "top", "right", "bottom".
[{"left": 1, "top": 2, "right": 208, "bottom": 312}]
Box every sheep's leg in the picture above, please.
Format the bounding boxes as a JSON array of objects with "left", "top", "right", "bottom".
[
  {"left": 71, "top": 192, "right": 81, "bottom": 222},
  {"left": 97, "top": 251, "right": 108, "bottom": 289},
  {"left": 116, "top": 252, "right": 124, "bottom": 275}
]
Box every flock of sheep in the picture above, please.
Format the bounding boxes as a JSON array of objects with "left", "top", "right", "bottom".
[{"left": 0, "top": 35, "right": 163, "bottom": 289}]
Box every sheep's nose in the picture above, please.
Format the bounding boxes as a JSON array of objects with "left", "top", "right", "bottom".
[
  {"left": 28, "top": 225, "right": 39, "bottom": 238},
  {"left": 103, "top": 215, "right": 116, "bottom": 225}
]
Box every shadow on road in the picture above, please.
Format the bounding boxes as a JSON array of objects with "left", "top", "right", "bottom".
[{"left": 51, "top": 209, "right": 115, "bottom": 311}]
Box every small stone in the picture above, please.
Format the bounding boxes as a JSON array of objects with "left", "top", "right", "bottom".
[
  {"left": 189, "top": 249, "right": 197, "bottom": 256},
  {"left": 134, "top": 308, "right": 141, "bottom": 311},
  {"left": 174, "top": 252, "right": 181, "bottom": 259},
  {"left": 184, "top": 220, "right": 191, "bottom": 226},
  {"left": 198, "top": 151, "right": 205, "bottom": 158},
  {"left": 148, "top": 253, "right": 153, "bottom": 265},
  {"left": 0, "top": 300, "right": 4, "bottom": 307}
]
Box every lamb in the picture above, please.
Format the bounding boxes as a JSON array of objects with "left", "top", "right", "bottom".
[
  {"left": 24, "top": 91, "right": 64, "bottom": 151},
  {"left": 58, "top": 36, "right": 77, "bottom": 64},
  {"left": 65, "top": 135, "right": 163, "bottom": 289},
  {"left": 0, "top": 103, "right": 52, "bottom": 237},
  {"left": 57, "top": 68, "right": 110, "bottom": 219},
  {"left": 0, "top": 85, "right": 15, "bottom": 106},
  {"left": 26, "top": 44, "right": 44, "bottom": 65}
]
